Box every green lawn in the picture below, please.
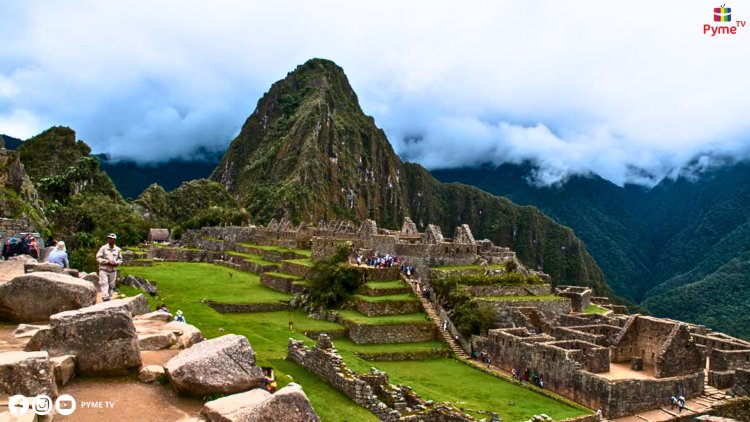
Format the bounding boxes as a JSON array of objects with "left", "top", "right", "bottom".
[
  {"left": 373, "top": 359, "right": 588, "bottom": 421},
  {"left": 336, "top": 310, "right": 431, "bottom": 325},
  {"left": 352, "top": 293, "right": 417, "bottom": 303},
  {"left": 226, "top": 251, "right": 278, "bottom": 266},
  {"left": 362, "top": 280, "right": 408, "bottom": 290},
  {"left": 238, "top": 243, "right": 312, "bottom": 257},
  {"left": 477, "top": 295, "right": 566, "bottom": 301},
  {"left": 264, "top": 271, "right": 302, "bottom": 280},
  {"left": 285, "top": 258, "right": 314, "bottom": 267},
  {"left": 584, "top": 304, "right": 610, "bottom": 315},
  {"left": 120, "top": 262, "right": 589, "bottom": 421},
  {"left": 120, "top": 263, "right": 291, "bottom": 305}
]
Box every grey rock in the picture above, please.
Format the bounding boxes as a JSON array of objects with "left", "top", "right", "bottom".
[
  {"left": 50, "top": 355, "right": 76, "bottom": 386},
  {"left": 113, "top": 294, "right": 151, "bottom": 316},
  {"left": 165, "top": 321, "right": 204, "bottom": 349},
  {"left": 0, "top": 272, "right": 97, "bottom": 322},
  {"left": 24, "top": 262, "right": 64, "bottom": 274},
  {"left": 0, "top": 351, "right": 58, "bottom": 398},
  {"left": 118, "top": 274, "right": 158, "bottom": 296},
  {"left": 135, "top": 311, "right": 173, "bottom": 322},
  {"left": 139, "top": 365, "right": 167, "bottom": 383},
  {"left": 201, "top": 383, "right": 320, "bottom": 422},
  {"left": 165, "top": 334, "right": 264, "bottom": 397},
  {"left": 13, "top": 323, "right": 49, "bottom": 338},
  {"left": 138, "top": 331, "right": 177, "bottom": 351},
  {"left": 24, "top": 301, "right": 141, "bottom": 376},
  {"left": 83, "top": 272, "right": 100, "bottom": 284}
]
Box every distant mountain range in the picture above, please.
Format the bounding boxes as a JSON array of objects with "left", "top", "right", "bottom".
[{"left": 433, "top": 162, "right": 750, "bottom": 338}]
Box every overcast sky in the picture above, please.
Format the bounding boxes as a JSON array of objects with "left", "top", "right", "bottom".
[{"left": 1, "top": 1, "right": 748, "bottom": 185}]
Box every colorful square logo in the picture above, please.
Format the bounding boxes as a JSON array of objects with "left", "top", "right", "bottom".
[{"left": 714, "top": 6, "right": 732, "bottom": 22}]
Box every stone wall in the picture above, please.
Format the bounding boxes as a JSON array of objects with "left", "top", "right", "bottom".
[
  {"left": 280, "top": 261, "right": 311, "bottom": 278},
  {"left": 708, "top": 370, "right": 735, "bottom": 389},
  {"left": 287, "top": 335, "right": 473, "bottom": 422},
  {"left": 340, "top": 319, "right": 436, "bottom": 344},
  {"left": 206, "top": 301, "right": 289, "bottom": 313},
  {"left": 477, "top": 297, "right": 571, "bottom": 321},
  {"left": 465, "top": 284, "right": 551, "bottom": 297},
  {"left": 555, "top": 285, "right": 592, "bottom": 313},
  {"left": 732, "top": 368, "right": 750, "bottom": 396},
  {"left": 224, "top": 255, "right": 278, "bottom": 274},
  {"left": 260, "top": 273, "right": 295, "bottom": 293},
  {"left": 148, "top": 247, "right": 215, "bottom": 262},
  {"left": 353, "top": 298, "right": 422, "bottom": 317}
]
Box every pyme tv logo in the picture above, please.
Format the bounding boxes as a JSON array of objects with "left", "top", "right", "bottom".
[
  {"left": 714, "top": 5, "right": 731, "bottom": 21},
  {"left": 704, "top": 4, "right": 746, "bottom": 36}
]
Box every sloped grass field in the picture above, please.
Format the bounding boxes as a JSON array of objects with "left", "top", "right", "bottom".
[{"left": 121, "top": 262, "right": 590, "bottom": 421}]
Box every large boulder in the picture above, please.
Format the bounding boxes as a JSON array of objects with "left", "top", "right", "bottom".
[
  {"left": 165, "top": 321, "right": 204, "bottom": 349},
  {"left": 201, "top": 383, "right": 320, "bottom": 422},
  {"left": 165, "top": 334, "right": 264, "bottom": 397},
  {"left": 0, "top": 272, "right": 97, "bottom": 322},
  {"left": 24, "top": 301, "right": 142, "bottom": 376},
  {"left": 0, "top": 351, "right": 58, "bottom": 398},
  {"left": 118, "top": 274, "right": 158, "bottom": 296},
  {"left": 115, "top": 294, "right": 151, "bottom": 316}
]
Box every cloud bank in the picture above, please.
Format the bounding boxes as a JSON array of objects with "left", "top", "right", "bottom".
[{"left": 0, "top": 1, "right": 748, "bottom": 185}]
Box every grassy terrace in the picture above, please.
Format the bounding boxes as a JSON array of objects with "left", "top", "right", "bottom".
[
  {"left": 584, "top": 304, "right": 611, "bottom": 315},
  {"left": 477, "top": 295, "right": 566, "bottom": 301},
  {"left": 120, "top": 262, "right": 590, "bottom": 421},
  {"left": 285, "top": 258, "right": 314, "bottom": 267},
  {"left": 336, "top": 310, "right": 431, "bottom": 325},
  {"left": 226, "top": 250, "right": 278, "bottom": 266},
  {"left": 238, "top": 243, "right": 313, "bottom": 257},
  {"left": 264, "top": 271, "right": 302, "bottom": 280},
  {"left": 351, "top": 293, "right": 418, "bottom": 303},
  {"left": 362, "top": 280, "right": 408, "bottom": 290},
  {"left": 432, "top": 263, "right": 505, "bottom": 271}
]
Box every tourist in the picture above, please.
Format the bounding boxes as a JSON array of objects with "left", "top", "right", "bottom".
[
  {"left": 670, "top": 395, "right": 677, "bottom": 409},
  {"left": 174, "top": 310, "right": 186, "bottom": 323},
  {"left": 95, "top": 233, "right": 123, "bottom": 302},
  {"left": 45, "top": 236, "right": 57, "bottom": 248},
  {"left": 595, "top": 409, "right": 602, "bottom": 421},
  {"left": 486, "top": 356, "right": 492, "bottom": 368},
  {"left": 23, "top": 234, "right": 39, "bottom": 259},
  {"left": 442, "top": 319, "right": 447, "bottom": 331},
  {"left": 157, "top": 304, "right": 169, "bottom": 313},
  {"left": 47, "top": 241, "right": 69, "bottom": 268},
  {"left": 678, "top": 395, "right": 685, "bottom": 413},
  {"left": 288, "top": 320, "right": 294, "bottom": 331}
]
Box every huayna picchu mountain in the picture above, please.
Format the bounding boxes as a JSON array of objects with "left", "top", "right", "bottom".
[{"left": 212, "top": 58, "right": 613, "bottom": 297}]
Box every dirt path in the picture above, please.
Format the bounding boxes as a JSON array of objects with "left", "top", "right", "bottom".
[{"left": 57, "top": 377, "right": 203, "bottom": 421}]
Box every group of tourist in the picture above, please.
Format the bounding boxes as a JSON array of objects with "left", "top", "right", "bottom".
[
  {"left": 1, "top": 233, "right": 40, "bottom": 260},
  {"left": 511, "top": 367, "right": 545, "bottom": 388},
  {"left": 670, "top": 394, "right": 687, "bottom": 413},
  {"left": 473, "top": 350, "right": 493, "bottom": 368},
  {"left": 359, "top": 253, "right": 400, "bottom": 268}
]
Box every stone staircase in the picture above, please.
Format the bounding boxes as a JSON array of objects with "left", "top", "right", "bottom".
[
  {"left": 404, "top": 274, "right": 469, "bottom": 359},
  {"left": 612, "top": 385, "right": 728, "bottom": 421}
]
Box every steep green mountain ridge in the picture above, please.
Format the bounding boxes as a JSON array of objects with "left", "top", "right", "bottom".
[{"left": 212, "top": 59, "right": 611, "bottom": 296}]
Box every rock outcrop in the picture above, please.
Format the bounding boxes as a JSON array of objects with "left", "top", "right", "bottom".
[
  {"left": 201, "top": 383, "right": 320, "bottom": 422},
  {"left": 25, "top": 300, "right": 142, "bottom": 376},
  {"left": 0, "top": 272, "right": 97, "bottom": 322},
  {"left": 118, "top": 274, "right": 158, "bottom": 296},
  {"left": 165, "top": 334, "right": 264, "bottom": 397},
  {"left": 0, "top": 351, "right": 58, "bottom": 398}
]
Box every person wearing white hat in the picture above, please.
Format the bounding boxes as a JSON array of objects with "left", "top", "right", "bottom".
[
  {"left": 95, "top": 233, "right": 123, "bottom": 301},
  {"left": 173, "top": 310, "right": 186, "bottom": 323}
]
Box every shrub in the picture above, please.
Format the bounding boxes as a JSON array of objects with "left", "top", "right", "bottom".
[{"left": 306, "top": 244, "right": 365, "bottom": 308}]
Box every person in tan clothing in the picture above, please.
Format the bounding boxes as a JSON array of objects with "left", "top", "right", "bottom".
[{"left": 96, "top": 233, "right": 123, "bottom": 301}]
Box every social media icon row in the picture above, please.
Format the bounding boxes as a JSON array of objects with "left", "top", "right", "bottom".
[{"left": 8, "top": 394, "right": 77, "bottom": 416}]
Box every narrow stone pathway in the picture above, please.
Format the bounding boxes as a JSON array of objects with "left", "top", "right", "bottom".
[{"left": 404, "top": 274, "right": 469, "bottom": 359}]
